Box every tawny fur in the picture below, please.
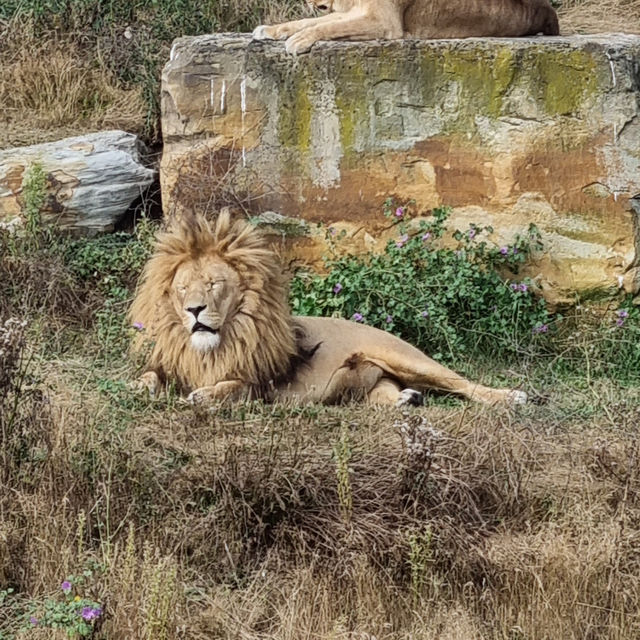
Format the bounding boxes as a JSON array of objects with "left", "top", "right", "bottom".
[
  {"left": 129, "top": 212, "right": 527, "bottom": 407},
  {"left": 253, "top": 0, "right": 559, "bottom": 54}
]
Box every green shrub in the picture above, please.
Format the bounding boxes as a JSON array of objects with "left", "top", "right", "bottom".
[{"left": 290, "top": 205, "right": 553, "bottom": 364}]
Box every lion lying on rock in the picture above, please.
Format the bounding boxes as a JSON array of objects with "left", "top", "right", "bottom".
[
  {"left": 129, "top": 211, "right": 527, "bottom": 407},
  {"left": 253, "top": 0, "right": 559, "bottom": 54}
]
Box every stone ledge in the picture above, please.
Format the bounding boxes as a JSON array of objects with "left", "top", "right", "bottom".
[{"left": 161, "top": 33, "right": 640, "bottom": 302}]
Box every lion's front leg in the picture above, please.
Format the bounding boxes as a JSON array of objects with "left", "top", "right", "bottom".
[
  {"left": 187, "top": 380, "right": 247, "bottom": 405},
  {"left": 253, "top": 13, "right": 347, "bottom": 41},
  {"left": 284, "top": 12, "right": 401, "bottom": 53}
]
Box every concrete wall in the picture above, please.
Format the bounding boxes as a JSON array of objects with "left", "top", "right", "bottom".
[{"left": 161, "top": 33, "right": 640, "bottom": 303}]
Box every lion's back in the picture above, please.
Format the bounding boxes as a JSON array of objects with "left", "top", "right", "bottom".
[{"left": 403, "top": 0, "right": 559, "bottom": 38}]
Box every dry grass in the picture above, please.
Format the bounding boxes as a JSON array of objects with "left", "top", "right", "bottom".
[
  {"left": 2, "top": 220, "right": 640, "bottom": 639},
  {"left": 558, "top": 0, "right": 640, "bottom": 34},
  {"left": 0, "top": 33, "right": 147, "bottom": 149},
  {"left": 2, "top": 324, "right": 640, "bottom": 640}
]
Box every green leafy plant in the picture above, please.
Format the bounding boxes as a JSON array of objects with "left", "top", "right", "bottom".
[
  {"left": 291, "top": 205, "right": 552, "bottom": 364},
  {"left": 407, "top": 527, "right": 435, "bottom": 606},
  {"left": 20, "top": 576, "right": 103, "bottom": 638}
]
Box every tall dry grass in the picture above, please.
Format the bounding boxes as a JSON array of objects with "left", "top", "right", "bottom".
[
  {"left": 558, "top": 0, "right": 640, "bottom": 34},
  {"left": 0, "top": 35, "right": 147, "bottom": 149},
  {"left": 2, "top": 216, "right": 640, "bottom": 639},
  {"left": 2, "top": 330, "right": 640, "bottom": 640}
]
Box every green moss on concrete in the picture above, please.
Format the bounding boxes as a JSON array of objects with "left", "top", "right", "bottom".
[
  {"left": 334, "top": 59, "right": 368, "bottom": 156},
  {"left": 278, "top": 70, "right": 311, "bottom": 151},
  {"left": 414, "top": 46, "right": 516, "bottom": 134},
  {"left": 490, "top": 48, "right": 516, "bottom": 116},
  {"left": 530, "top": 48, "right": 599, "bottom": 115},
  {"left": 442, "top": 48, "right": 515, "bottom": 119}
]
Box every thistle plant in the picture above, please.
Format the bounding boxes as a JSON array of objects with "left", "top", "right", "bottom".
[{"left": 333, "top": 427, "right": 353, "bottom": 523}]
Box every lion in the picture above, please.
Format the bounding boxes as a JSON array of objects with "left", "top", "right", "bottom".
[
  {"left": 253, "top": 0, "right": 559, "bottom": 54},
  {"left": 128, "top": 210, "right": 527, "bottom": 407}
]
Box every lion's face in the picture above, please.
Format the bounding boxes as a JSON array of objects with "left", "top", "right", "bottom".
[{"left": 171, "top": 255, "right": 242, "bottom": 353}]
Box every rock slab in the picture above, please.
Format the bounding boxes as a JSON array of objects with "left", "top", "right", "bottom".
[
  {"left": 161, "top": 33, "right": 640, "bottom": 302},
  {"left": 0, "top": 131, "right": 157, "bottom": 233}
]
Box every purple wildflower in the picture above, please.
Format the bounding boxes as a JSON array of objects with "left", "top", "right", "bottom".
[
  {"left": 422, "top": 232, "right": 431, "bottom": 242},
  {"left": 500, "top": 247, "right": 509, "bottom": 255},
  {"left": 421, "top": 310, "right": 429, "bottom": 318},
  {"left": 352, "top": 312, "right": 364, "bottom": 323},
  {"left": 510, "top": 283, "right": 518, "bottom": 291},
  {"left": 617, "top": 309, "right": 629, "bottom": 319},
  {"left": 385, "top": 315, "right": 393, "bottom": 324},
  {"left": 81, "top": 607, "right": 102, "bottom": 621},
  {"left": 395, "top": 207, "right": 404, "bottom": 218},
  {"left": 468, "top": 227, "right": 476, "bottom": 239},
  {"left": 61, "top": 581, "right": 72, "bottom": 594},
  {"left": 132, "top": 321, "right": 144, "bottom": 331},
  {"left": 333, "top": 283, "right": 343, "bottom": 294},
  {"left": 396, "top": 234, "right": 409, "bottom": 248},
  {"left": 329, "top": 226, "right": 337, "bottom": 236},
  {"left": 616, "top": 318, "right": 625, "bottom": 328},
  {"left": 519, "top": 283, "right": 528, "bottom": 293},
  {"left": 533, "top": 324, "right": 549, "bottom": 334},
  {"left": 30, "top": 617, "right": 38, "bottom": 626}
]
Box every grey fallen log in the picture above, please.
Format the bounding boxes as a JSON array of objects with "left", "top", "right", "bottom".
[{"left": 0, "top": 131, "right": 156, "bottom": 233}]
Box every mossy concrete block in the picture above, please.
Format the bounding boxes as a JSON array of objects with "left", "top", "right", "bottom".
[{"left": 161, "top": 34, "right": 640, "bottom": 302}]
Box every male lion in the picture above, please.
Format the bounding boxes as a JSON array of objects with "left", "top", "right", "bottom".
[
  {"left": 253, "top": 0, "right": 559, "bottom": 54},
  {"left": 129, "top": 211, "right": 527, "bottom": 407}
]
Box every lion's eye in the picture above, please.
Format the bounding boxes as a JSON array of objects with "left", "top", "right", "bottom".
[
  {"left": 177, "top": 285, "right": 187, "bottom": 295},
  {"left": 207, "top": 281, "right": 223, "bottom": 291}
]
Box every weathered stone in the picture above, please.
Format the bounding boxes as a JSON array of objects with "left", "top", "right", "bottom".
[
  {"left": 161, "top": 34, "right": 640, "bottom": 303},
  {"left": 0, "top": 131, "right": 156, "bottom": 233}
]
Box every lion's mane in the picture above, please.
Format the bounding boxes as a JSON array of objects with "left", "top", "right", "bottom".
[{"left": 128, "top": 211, "right": 300, "bottom": 394}]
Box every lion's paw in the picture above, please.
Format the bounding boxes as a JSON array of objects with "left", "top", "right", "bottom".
[
  {"left": 253, "top": 25, "right": 277, "bottom": 40},
  {"left": 284, "top": 32, "right": 315, "bottom": 54},
  {"left": 129, "top": 371, "right": 160, "bottom": 397},
  {"left": 187, "top": 387, "right": 215, "bottom": 405},
  {"left": 397, "top": 388, "right": 424, "bottom": 407},
  {"left": 507, "top": 389, "right": 528, "bottom": 405}
]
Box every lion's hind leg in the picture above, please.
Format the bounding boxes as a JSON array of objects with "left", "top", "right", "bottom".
[
  {"left": 392, "top": 356, "right": 527, "bottom": 406},
  {"left": 360, "top": 342, "right": 527, "bottom": 406}
]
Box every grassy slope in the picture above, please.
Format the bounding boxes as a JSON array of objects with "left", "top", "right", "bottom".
[
  {"left": 2, "top": 1, "right": 640, "bottom": 636},
  {"left": 1, "top": 219, "right": 640, "bottom": 639}
]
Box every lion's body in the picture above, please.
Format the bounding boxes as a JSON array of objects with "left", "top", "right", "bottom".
[
  {"left": 129, "top": 212, "right": 526, "bottom": 407},
  {"left": 253, "top": 0, "right": 559, "bottom": 54}
]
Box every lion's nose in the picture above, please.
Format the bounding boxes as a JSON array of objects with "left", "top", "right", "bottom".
[{"left": 186, "top": 304, "right": 206, "bottom": 319}]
